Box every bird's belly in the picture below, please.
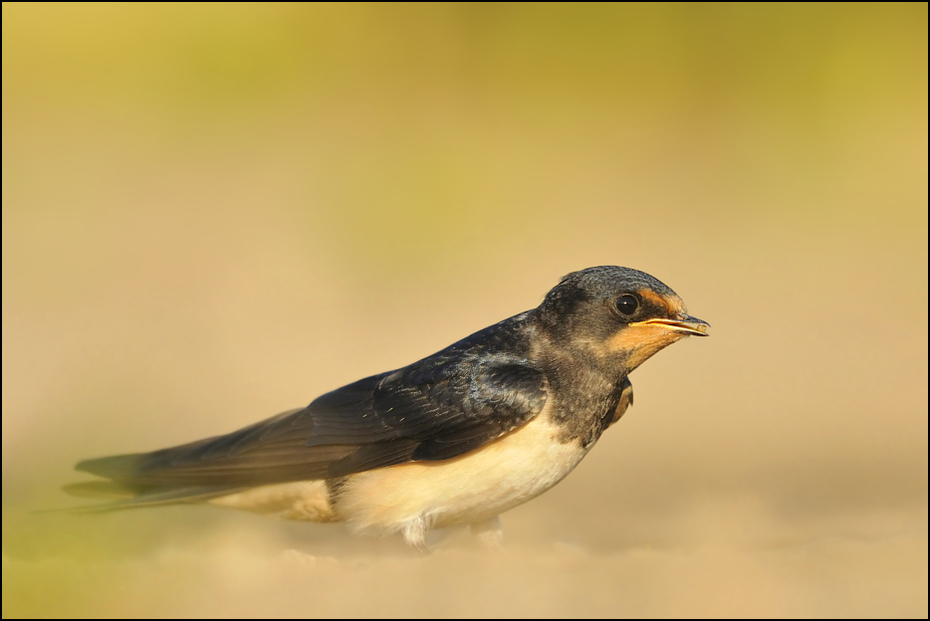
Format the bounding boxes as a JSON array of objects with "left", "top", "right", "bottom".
[{"left": 334, "top": 415, "right": 589, "bottom": 535}]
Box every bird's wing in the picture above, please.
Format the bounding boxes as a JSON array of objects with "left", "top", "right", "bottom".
[{"left": 75, "top": 355, "right": 550, "bottom": 492}]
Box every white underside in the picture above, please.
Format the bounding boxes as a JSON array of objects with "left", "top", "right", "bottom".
[
  {"left": 209, "top": 409, "right": 588, "bottom": 546},
  {"left": 338, "top": 414, "right": 586, "bottom": 540}
]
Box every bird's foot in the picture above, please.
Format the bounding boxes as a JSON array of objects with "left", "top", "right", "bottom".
[
  {"left": 470, "top": 516, "right": 503, "bottom": 549},
  {"left": 401, "top": 516, "right": 433, "bottom": 553}
]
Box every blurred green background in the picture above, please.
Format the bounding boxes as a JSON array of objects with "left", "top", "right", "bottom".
[{"left": 3, "top": 3, "right": 927, "bottom": 617}]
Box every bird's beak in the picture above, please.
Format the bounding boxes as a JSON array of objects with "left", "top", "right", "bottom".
[{"left": 630, "top": 315, "right": 710, "bottom": 337}]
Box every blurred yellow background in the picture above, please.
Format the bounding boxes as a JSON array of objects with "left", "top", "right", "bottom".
[{"left": 3, "top": 3, "right": 926, "bottom": 617}]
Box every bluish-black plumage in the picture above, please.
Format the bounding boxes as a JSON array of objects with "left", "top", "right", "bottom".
[{"left": 76, "top": 316, "right": 549, "bottom": 492}]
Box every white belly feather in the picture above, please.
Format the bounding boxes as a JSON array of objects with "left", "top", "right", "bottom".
[{"left": 336, "top": 414, "right": 587, "bottom": 536}]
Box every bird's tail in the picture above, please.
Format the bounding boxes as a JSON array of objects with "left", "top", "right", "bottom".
[
  {"left": 63, "top": 452, "right": 242, "bottom": 511},
  {"left": 74, "top": 452, "right": 148, "bottom": 487}
]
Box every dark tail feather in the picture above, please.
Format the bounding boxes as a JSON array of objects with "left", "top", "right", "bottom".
[
  {"left": 60, "top": 483, "right": 243, "bottom": 512},
  {"left": 67, "top": 452, "right": 242, "bottom": 511},
  {"left": 75, "top": 453, "right": 148, "bottom": 486}
]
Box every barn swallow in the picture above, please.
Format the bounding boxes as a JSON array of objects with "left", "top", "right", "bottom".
[{"left": 67, "top": 266, "right": 709, "bottom": 548}]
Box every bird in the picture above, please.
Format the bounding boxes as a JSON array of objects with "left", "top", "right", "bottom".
[{"left": 66, "top": 266, "right": 709, "bottom": 548}]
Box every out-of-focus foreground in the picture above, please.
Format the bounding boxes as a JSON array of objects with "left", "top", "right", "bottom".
[{"left": 3, "top": 4, "right": 927, "bottom": 617}]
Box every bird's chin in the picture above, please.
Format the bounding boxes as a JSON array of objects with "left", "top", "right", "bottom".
[{"left": 601, "top": 317, "right": 708, "bottom": 371}]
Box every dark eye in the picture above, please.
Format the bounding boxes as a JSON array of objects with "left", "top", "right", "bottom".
[{"left": 614, "top": 294, "right": 639, "bottom": 316}]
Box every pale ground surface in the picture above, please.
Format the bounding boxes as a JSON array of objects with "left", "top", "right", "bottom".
[{"left": 3, "top": 4, "right": 927, "bottom": 617}]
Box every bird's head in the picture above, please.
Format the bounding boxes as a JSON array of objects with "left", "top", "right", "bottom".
[{"left": 532, "top": 266, "right": 709, "bottom": 373}]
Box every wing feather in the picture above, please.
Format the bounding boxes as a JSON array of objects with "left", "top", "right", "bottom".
[{"left": 74, "top": 321, "right": 550, "bottom": 497}]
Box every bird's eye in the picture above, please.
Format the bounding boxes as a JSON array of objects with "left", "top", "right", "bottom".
[{"left": 614, "top": 294, "right": 639, "bottom": 316}]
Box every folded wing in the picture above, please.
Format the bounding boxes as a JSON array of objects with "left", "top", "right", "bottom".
[{"left": 74, "top": 349, "right": 550, "bottom": 501}]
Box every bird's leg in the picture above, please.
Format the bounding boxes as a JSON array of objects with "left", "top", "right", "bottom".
[
  {"left": 470, "top": 516, "right": 503, "bottom": 548},
  {"left": 401, "top": 516, "right": 431, "bottom": 552}
]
